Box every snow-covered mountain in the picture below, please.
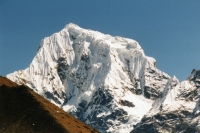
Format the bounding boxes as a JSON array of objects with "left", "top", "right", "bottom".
[
  {"left": 7, "top": 23, "right": 177, "bottom": 132},
  {"left": 132, "top": 69, "right": 200, "bottom": 133}
]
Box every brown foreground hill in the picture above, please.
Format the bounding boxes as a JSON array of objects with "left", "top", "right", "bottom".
[{"left": 0, "top": 76, "right": 99, "bottom": 133}]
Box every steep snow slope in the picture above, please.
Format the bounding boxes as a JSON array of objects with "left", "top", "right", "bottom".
[
  {"left": 7, "top": 23, "right": 174, "bottom": 132},
  {"left": 132, "top": 69, "right": 200, "bottom": 133}
]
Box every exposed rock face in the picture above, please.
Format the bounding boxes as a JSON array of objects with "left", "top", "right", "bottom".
[
  {"left": 7, "top": 23, "right": 175, "bottom": 132},
  {"left": 131, "top": 69, "right": 200, "bottom": 133},
  {"left": 119, "top": 100, "right": 135, "bottom": 107}
]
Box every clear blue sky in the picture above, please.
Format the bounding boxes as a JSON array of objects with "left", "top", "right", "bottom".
[{"left": 1, "top": 1, "right": 200, "bottom": 81}]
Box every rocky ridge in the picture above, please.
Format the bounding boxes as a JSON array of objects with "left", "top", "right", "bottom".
[{"left": 132, "top": 69, "right": 200, "bottom": 133}]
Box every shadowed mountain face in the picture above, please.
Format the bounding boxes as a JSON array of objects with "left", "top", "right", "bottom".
[{"left": 0, "top": 76, "right": 98, "bottom": 133}]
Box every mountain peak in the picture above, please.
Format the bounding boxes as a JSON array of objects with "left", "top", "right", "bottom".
[
  {"left": 7, "top": 24, "right": 175, "bottom": 132},
  {"left": 187, "top": 69, "right": 200, "bottom": 81},
  {"left": 65, "top": 23, "right": 80, "bottom": 29}
]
